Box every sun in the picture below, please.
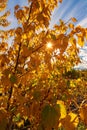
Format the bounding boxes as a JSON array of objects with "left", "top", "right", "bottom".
[{"left": 46, "top": 42, "right": 53, "bottom": 49}]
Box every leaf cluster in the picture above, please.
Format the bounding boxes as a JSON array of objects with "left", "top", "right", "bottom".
[{"left": 0, "top": 0, "right": 87, "bottom": 130}]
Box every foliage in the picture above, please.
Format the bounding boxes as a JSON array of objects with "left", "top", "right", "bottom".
[{"left": 0, "top": 0, "right": 87, "bottom": 130}]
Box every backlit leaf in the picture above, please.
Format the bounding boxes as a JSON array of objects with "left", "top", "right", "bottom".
[
  {"left": 68, "top": 112, "right": 79, "bottom": 127},
  {"left": 71, "top": 17, "right": 77, "bottom": 22},
  {"left": 61, "top": 112, "right": 79, "bottom": 130},
  {"left": 69, "top": 23, "right": 74, "bottom": 29},
  {"left": 13, "top": 113, "right": 21, "bottom": 122},
  {"left": 80, "top": 104, "right": 87, "bottom": 125},
  {"left": 57, "top": 100, "right": 67, "bottom": 119},
  {"left": 78, "top": 36, "right": 84, "bottom": 47}
]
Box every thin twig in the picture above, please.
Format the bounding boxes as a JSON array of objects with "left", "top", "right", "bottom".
[
  {"left": 14, "top": 42, "right": 22, "bottom": 71},
  {"left": 26, "top": 2, "right": 33, "bottom": 23}
]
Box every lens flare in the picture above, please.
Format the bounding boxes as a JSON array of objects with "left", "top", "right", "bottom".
[{"left": 46, "top": 42, "right": 52, "bottom": 48}]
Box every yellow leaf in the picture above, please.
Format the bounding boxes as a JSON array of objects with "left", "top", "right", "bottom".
[
  {"left": 69, "top": 23, "right": 74, "bottom": 29},
  {"left": 0, "top": 0, "right": 7, "bottom": 11},
  {"left": 69, "top": 37, "right": 76, "bottom": 45},
  {"left": 68, "top": 112, "right": 79, "bottom": 127},
  {"left": 57, "top": 100, "right": 67, "bottom": 119},
  {"left": 86, "top": 33, "right": 87, "bottom": 40},
  {"left": 78, "top": 36, "right": 84, "bottom": 47},
  {"left": 61, "top": 112, "right": 79, "bottom": 130},
  {"left": 16, "top": 120, "right": 24, "bottom": 128},
  {"left": 22, "top": 34, "right": 27, "bottom": 40},
  {"left": 85, "top": 30, "right": 87, "bottom": 40}
]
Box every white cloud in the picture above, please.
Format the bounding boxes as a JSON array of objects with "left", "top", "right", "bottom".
[
  {"left": 76, "top": 17, "right": 87, "bottom": 27},
  {"left": 50, "top": 0, "right": 72, "bottom": 27},
  {"left": 74, "top": 62, "right": 87, "bottom": 70},
  {"left": 75, "top": 44, "right": 87, "bottom": 69}
]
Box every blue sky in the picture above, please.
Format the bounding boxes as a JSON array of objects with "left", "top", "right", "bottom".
[
  {"left": 2, "top": 0, "right": 87, "bottom": 69},
  {"left": 6, "top": 0, "right": 28, "bottom": 29},
  {"left": 50, "top": 0, "right": 87, "bottom": 28}
]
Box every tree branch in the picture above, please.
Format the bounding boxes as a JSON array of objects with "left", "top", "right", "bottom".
[
  {"left": 26, "top": 2, "right": 33, "bottom": 23},
  {"left": 6, "top": 85, "right": 13, "bottom": 110},
  {"left": 6, "top": 42, "right": 22, "bottom": 110},
  {"left": 14, "top": 42, "right": 22, "bottom": 71}
]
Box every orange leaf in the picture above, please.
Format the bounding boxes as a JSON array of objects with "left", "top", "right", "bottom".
[
  {"left": 69, "top": 23, "right": 74, "bottom": 29},
  {"left": 78, "top": 36, "right": 84, "bottom": 47},
  {"left": 80, "top": 104, "right": 87, "bottom": 125},
  {"left": 59, "top": 0, "right": 62, "bottom": 3},
  {"left": 71, "top": 17, "right": 77, "bottom": 22}
]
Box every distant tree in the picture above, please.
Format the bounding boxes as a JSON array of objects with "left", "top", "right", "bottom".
[{"left": 0, "top": 0, "right": 87, "bottom": 130}]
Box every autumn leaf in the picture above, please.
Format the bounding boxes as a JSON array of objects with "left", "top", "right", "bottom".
[
  {"left": 68, "top": 112, "right": 79, "bottom": 127},
  {"left": 57, "top": 100, "right": 67, "bottom": 119},
  {"left": 69, "top": 37, "right": 76, "bottom": 45},
  {"left": 59, "top": 0, "right": 63, "bottom": 3},
  {"left": 0, "top": 0, "right": 8, "bottom": 11},
  {"left": 78, "top": 36, "right": 84, "bottom": 47},
  {"left": 61, "top": 112, "right": 79, "bottom": 130},
  {"left": 50, "top": 34, "right": 56, "bottom": 40},
  {"left": 10, "top": 74, "right": 17, "bottom": 83},
  {"left": 14, "top": 5, "right": 20, "bottom": 10},
  {"left": 33, "top": 90, "right": 41, "bottom": 101},
  {"left": 69, "top": 23, "right": 74, "bottom": 29},
  {"left": 0, "top": 108, "right": 8, "bottom": 130},
  {"left": 41, "top": 104, "right": 59, "bottom": 129},
  {"left": 0, "top": 0, "right": 87, "bottom": 129},
  {"left": 13, "top": 113, "right": 21, "bottom": 122},
  {"left": 80, "top": 104, "right": 87, "bottom": 125},
  {"left": 37, "top": 13, "right": 44, "bottom": 21},
  {"left": 59, "top": 19, "right": 64, "bottom": 25},
  {"left": 71, "top": 17, "right": 77, "bottom": 22},
  {"left": 21, "top": 33, "right": 27, "bottom": 40},
  {"left": 21, "top": 45, "right": 31, "bottom": 57}
]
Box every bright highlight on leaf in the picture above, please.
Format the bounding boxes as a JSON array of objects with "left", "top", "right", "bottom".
[
  {"left": 68, "top": 112, "right": 79, "bottom": 127},
  {"left": 57, "top": 100, "right": 67, "bottom": 119},
  {"left": 60, "top": 112, "right": 79, "bottom": 130}
]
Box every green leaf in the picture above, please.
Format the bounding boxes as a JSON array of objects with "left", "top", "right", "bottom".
[
  {"left": 10, "top": 74, "right": 17, "bottom": 83},
  {"left": 11, "top": 107, "right": 16, "bottom": 112},
  {"left": 51, "top": 34, "right": 56, "bottom": 40},
  {"left": 41, "top": 104, "right": 59, "bottom": 129},
  {"left": 13, "top": 113, "right": 21, "bottom": 122}
]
